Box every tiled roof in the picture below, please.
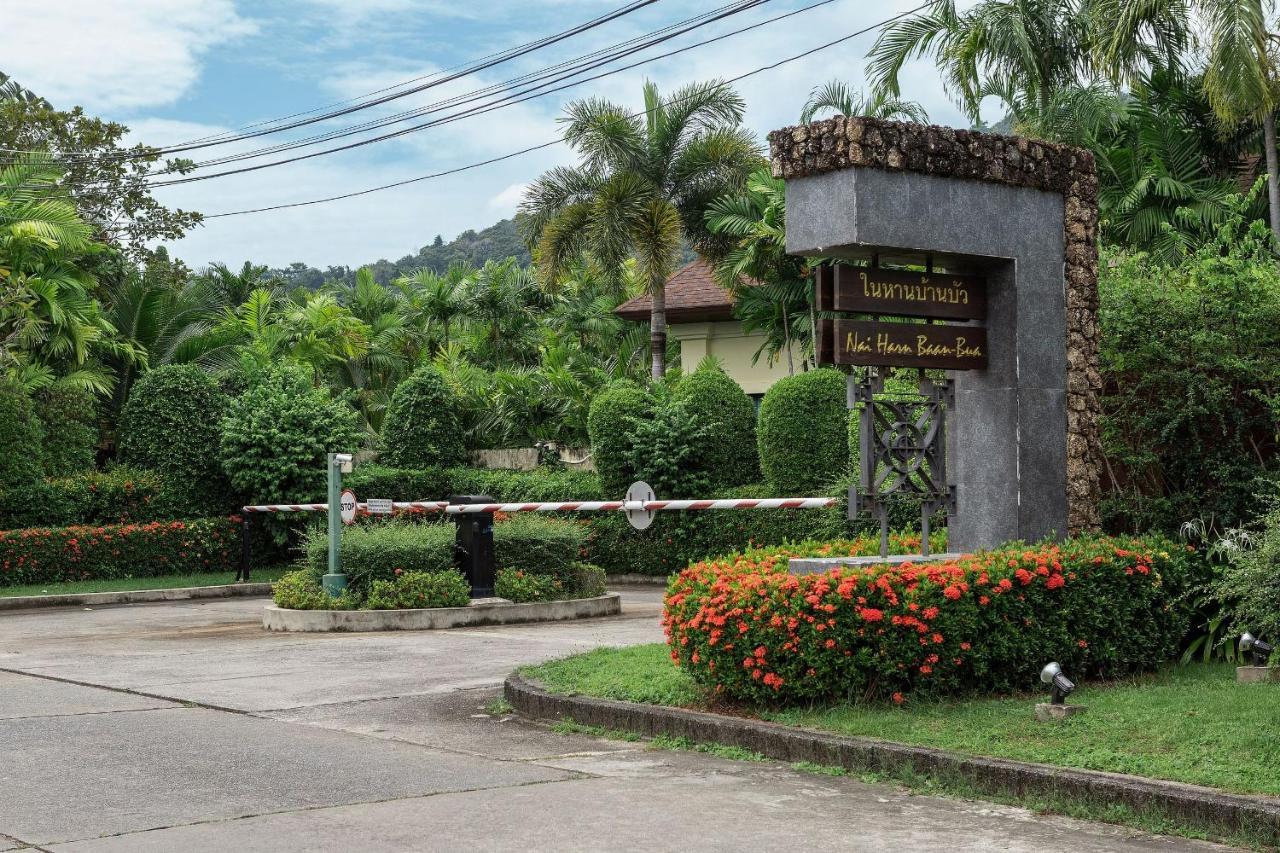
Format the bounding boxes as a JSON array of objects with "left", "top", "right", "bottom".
[{"left": 615, "top": 258, "right": 742, "bottom": 323}]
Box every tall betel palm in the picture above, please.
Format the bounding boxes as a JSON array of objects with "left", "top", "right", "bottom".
[
  {"left": 798, "top": 79, "right": 929, "bottom": 124},
  {"left": 520, "top": 79, "right": 759, "bottom": 380}
]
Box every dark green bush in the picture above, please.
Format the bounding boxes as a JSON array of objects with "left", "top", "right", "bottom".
[
  {"left": 44, "top": 467, "right": 182, "bottom": 525},
  {"left": 381, "top": 366, "right": 465, "bottom": 468},
  {"left": 445, "top": 466, "right": 605, "bottom": 501},
  {"left": 570, "top": 561, "right": 607, "bottom": 597},
  {"left": 220, "top": 365, "right": 362, "bottom": 543},
  {"left": 587, "top": 380, "right": 651, "bottom": 496},
  {"left": 495, "top": 568, "right": 564, "bottom": 602},
  {"left": 0, "top": 383, "right": 48, "bottom": 528},
  {"left": 624, "top": 396, "right": 711, "bottom": 499},
  {"left": 344, "top": 464, "right": 452, "bottom": 502},
  {"left": 492, "top": 514, "right": 586, "bottom": 583},
  {"left": 305, "top": 521, "right": 455, "bottom": 599},
  {"left": 273, "top": 569, "right": 358, "bottom": 610},
  {"left": 672, "top": 364, "right": 759, "bottom": 487},
  {"left": 119, "top": 365, "right": 232, "bottom": 513},
  {"left": 757, "top": 368, "right": 848, "bottom": 494},
  {"left": 0, "top": 517, "right": 238, "bottom": 586},
  {"left": 366, "top": 570, "right": 470, "bottom": 609},
  {"left": 35, "top": 387, "right": 97, "bottom": 477}
]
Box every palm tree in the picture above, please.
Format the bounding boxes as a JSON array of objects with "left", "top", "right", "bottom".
[
  {"left": 397, "top": 262, "right": 471, "bottom": 354},
  {"left": 520, "top": 79, "right": 760, "bottom": 380},
  {"left": 195, "top": 260, "right": 282, "bottom": 307},
  {"left": 799, "top": 79, "right": 929, "bottom": 124}
]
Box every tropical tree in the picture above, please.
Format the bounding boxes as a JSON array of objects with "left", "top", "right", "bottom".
[
  {"left": 520, "top": 78, "right": 760, "bottom": 380},
  {"left": 196, "top": 261, "right": 282, "bottom": 308},
  {"left": 397, "top": 262, "right": 471, "bottom": 354},
  {"left": 799, "top": 79, "right": 929, "bottom": 123}
]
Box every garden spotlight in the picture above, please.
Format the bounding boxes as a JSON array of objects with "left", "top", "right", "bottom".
[
  {"left": 1240, "top": 632, "right": 1274, "bottom": 667},
  {"left": 1040, "top": 662, "right": 1075, "bottom": 705}
]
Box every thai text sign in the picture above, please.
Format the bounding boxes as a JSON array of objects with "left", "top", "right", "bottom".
[
  {"left": 815, "top": 265, "right": 985, "bottom": 320},
  {"left": 818, "top": 319, "right": 988, "bottom": 370}
]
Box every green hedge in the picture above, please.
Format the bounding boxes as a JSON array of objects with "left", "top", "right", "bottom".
[
  {"left": 304, "top": 522, "right": 456, "bottom": 599},
  {"left": 445, "top": 466, "right": 605, "bottom": 501},
  {"left": 343, "top": 464, "right": 453, "bottom": 502},
  {"left": 44, "top": 467, "right": 178, "bottom": 525},
  {"left": 672, "top": 364, "right": 759, "bottom": 487},
  {"left": 0, "top": 517, "right": 238, "bottom": 586},
  {"left": 587, "top": 380, "right": 651, "bottom": 496},
  {"left": 381, "top": 366, "right": 466, "bottom": 468},
  {"left": 367, "top": 570, "right": 470, "bottom": 609},
  {"left": 757, "top": 368, "right": 848, "bottom": 494},
  {"left": 0, "top": 382, "right": 49, "bottom": 528},
  {"left": 35, "top": 387, "right": 97, "bottom": 477},
  {"left": 492, "top": 513, "right": 586, "bottom": 584}
]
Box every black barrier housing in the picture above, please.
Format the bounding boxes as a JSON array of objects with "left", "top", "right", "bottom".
[{"left": 448, "top": 494, "right": 496, "bottom": 598}]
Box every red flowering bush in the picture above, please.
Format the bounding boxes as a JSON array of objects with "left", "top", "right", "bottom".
[
  {"left": 0, "top": 517, "right": 238, "bottom": 586},
  {"left": 663, "top": 535, "right": 1200, "bottom": 704}
]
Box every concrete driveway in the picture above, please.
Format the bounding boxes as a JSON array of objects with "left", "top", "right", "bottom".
[{"left": 0, "top": 588, "right": 1233, "bottom": 852}]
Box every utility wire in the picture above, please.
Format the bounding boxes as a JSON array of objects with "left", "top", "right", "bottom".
[
  {"left": 148, "top": 0, "right": 775, "bottom": 187},
  {"left": 201, "top": 2, "right": 930, "bottom": 219}
]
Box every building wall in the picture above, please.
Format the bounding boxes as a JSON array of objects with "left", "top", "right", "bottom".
[{"left": 671, "top": 321, "right": 801, "bottom": 396}]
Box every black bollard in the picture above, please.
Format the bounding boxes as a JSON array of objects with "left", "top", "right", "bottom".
[
  {"left": 238, "top": 515, "right": 252, "bottom": 583},
  {"left": 447, "top": 494, "right": 496, "bottom": 598}
]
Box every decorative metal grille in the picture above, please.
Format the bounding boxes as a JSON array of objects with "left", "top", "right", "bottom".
[{"left": 849, "top": 374, "right": 955, "bottom": 557}]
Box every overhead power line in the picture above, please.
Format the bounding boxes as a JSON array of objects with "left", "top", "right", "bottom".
[{"left": 200, "top": 2, "right": 931, "bottom": 219}]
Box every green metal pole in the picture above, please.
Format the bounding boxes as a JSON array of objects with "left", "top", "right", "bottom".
[{"left": 321, "top": 452, "right": 348, "bottom": 597}]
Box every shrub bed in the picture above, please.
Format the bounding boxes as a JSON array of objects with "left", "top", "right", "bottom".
[
  {"left": 43, "top": 467, "right": 199, "bottom": 525},
  {"left": 0, "top": 517, "right": 238, "bottom": 586},
  {"left": 663, "top": 536, "right": 1201, "bottom": 704},
  {"left": 366, "top": 570, "right": 471, "bottom": 609}
]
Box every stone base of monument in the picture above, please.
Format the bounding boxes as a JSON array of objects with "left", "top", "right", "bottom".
[
  {"left": 1236, "top": 665, "right": 1280, "bottom": 684},
  {"left": 788, "top": 553, "right": 963, "bottom": 575},
  {"left": 1035, "top": 703, "right": 1086, "bottom": 722}
]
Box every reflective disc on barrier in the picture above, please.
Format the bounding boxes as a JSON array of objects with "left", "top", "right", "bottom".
[{"left": 625, "top": 480, "right": 656, "bottom": 530}]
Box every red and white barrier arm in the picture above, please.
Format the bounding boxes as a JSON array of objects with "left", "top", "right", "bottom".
[
  {"left": 241, "top": 501, "right": 448, "bottom": 514},
  {"left": 444, "top": 497, "right": 838, "bottom": 514}
]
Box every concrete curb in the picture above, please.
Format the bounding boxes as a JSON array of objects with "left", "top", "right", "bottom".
[
  {"left": 0, "top": 582, "right": 274, "bottom": 612},
  {"left": 263, "top": 593, "right": 622, "bottom": 632},
  {"left": 505, "top": 673, "right": 1280, "bottom": 845},
  {"left": 605, "top": 574, "right": 669, "bottom": 586}
]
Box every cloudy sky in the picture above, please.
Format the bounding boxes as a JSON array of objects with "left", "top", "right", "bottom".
[{"left": 5, "top": 0, "right": 977, "bottom": 270}]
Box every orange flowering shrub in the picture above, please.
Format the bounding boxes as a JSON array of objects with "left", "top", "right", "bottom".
[
  {"left": 663, "top": 536, "right": 1201, "bottom": 704},
  {"left": 0, "top": 517, "right": 238, "bottom": 586}
]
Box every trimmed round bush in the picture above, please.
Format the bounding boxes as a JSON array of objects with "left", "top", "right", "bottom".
[
  {"left": 757, "top": 368, "right": 847, "bottom": 494},
  {"left": 672, "top": 365, "right": 758, "bottom": 488},
  {"left": 119, "top": 365, "right": 232, "bottom": 513},
  {"left": 220, "top": 365, "right": 362, "bottom": 540},
  {"left": 587, "top": 380, "right": 651, "bottom": 496},
  {"left": 381, "top": 366, "right": 465, "bottom": 468},
  {"left": 664, "top": 535, "right": 1200, "bottom": 704},
  {"left": 0, "top": 382, "right": 47, "bottom": 527},
  {"left": 36, "top": 387, "right": 97, "bottom": 476}
]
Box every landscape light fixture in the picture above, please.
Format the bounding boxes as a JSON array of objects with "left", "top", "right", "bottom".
[
  {"left": 1240, "top": 632, "right": 1274, "bottom": 667},
  {"left": 1040, "top": 662, "right": 1075, "bottom": 705}
]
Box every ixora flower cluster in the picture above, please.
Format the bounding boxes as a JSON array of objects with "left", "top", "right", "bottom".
[
  {"left": 0, "top": 518, "right": 238, "bottom": 586},
  {"left": 663, "top": 536, "right": 1201, "bottom": 704}
]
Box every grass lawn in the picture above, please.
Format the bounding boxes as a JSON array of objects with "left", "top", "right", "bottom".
[
  {"left": 523, "top": 642, "right": 1280, "bottom": 797},
  {"left": 0, "top": 567, "right": 289, "bottom": 598}
]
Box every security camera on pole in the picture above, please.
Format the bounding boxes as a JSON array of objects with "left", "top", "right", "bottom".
[{"left": 322, "top": 453, "right": 355, "bottom": 597}]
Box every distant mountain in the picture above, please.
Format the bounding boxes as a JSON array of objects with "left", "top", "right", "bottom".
[{"left": 273, "top": 217, "right": 532, "bottom": 288}]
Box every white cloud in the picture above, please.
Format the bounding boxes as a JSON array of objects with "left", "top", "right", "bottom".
[
  {"left": 3, "top": 0, "right": 256, "bottom": 112},
  {"left": 488, "top": 182, "right": 530, "bottom": 212}
]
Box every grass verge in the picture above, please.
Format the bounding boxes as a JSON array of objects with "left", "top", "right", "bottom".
[
  {"left": 0, "top": 567, "right": 288, "bottom": 598},
  {"left": 523, "top": 642, "right": 1280, "bottom": 797}
]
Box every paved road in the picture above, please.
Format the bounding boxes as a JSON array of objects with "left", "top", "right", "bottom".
[{"left": 0, "top": 589, "right": 1233, "bottom": 852}]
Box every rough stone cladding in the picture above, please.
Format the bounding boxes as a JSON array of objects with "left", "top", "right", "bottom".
[{"left": 768, "top": 116, "right": 1101, "bottom": 533}]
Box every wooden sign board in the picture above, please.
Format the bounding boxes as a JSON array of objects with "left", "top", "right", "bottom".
[
  {"left": 818, "top": 319, "right": 988, "bottom": 370},
  {"left": 814, "top": 265, "right": 985, "bottom": 320}
]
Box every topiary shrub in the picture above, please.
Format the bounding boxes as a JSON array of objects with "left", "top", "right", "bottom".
[
  {"left": 624, "top": 397, "right": 711, "bottom": 498},
  {"left": 492, "top": 514, "right": 585, "bottom": 584},
  {"left": 672, "top": 363, "right": 759, "bottom": 487},
  {"left": 221, "top": 365, "right": 362, "bottom": 542},
  {"left": 757, "top": 368, "right": 848, "bottom": 494},
  {"left": 366, "top": 570, "right": 470, "bottom": 609},
  {"left": 119, "top": 365, "right": 233, "bottom": 514},
  {"left": 381, "top": 366, "right": 465, "bottom": 469},
  {"left": 587, "top": 380, "right": 651, "bottom": 496},
  {"left": 35, "top": 387, "right": 97, "bottom": 477},
  {"left": 665, "top": 535, "right": 1200, "bottom": 704},
  {"left": 0, "top": 382, "right": 48, "bottom": 528}
]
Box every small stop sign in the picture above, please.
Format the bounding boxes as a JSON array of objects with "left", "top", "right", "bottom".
[{"left": 339, "top": 489, "right": 358, "bottom": 524}]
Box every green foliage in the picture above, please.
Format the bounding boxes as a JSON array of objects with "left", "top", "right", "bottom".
[
  {"left": 220, "top": 365, "right": 362, "bottom": 540},
  {"left": 570, "top": 561, "right": 607, "bottom": 597},
  {"left": 1213, "top": 506, "right": 1280, "bottom": 645},
  {"left": 34, "top": 386, "right": 97, "bottom": 476},
  {"left": 495, "top": 568, "right": 565, "bottom": 602},
  {"left": 757, "top": 368, "right": 848, "bottom": 494},
  {"left": 0, "top": 517, "right": 238, "bottom": 586},
  {"left": 445, "top": 466, "right": 605, "bottom": 502},
  {"left": 666, "top": 535, "right": 1200, "bottom": 704},
  {"left": 0, "top": 382, "right": 48, "bottom": 527},
  {"left": 273, "top": 569, "right": 359, "bottom": 610},
  {"left": 587, "top": 380, "right": 652, "bottom": 495},
  {"left": 1098, "top": 223, "right": 1280, "bottom": 533},
  {"left": 304, "top": 521, "right": 456, "bottom": 600},
  {"left": 671, "top": 364, "right": 759, "bottom": 487},
  {"left": 119, "top": 365, "right": 232, "bottom": 514},
  {"left": 343, "top": 464, "right": 452, "bottom": 503},
  {"left": 493, "top": 514, "right": 586, "bottom": 584},
  {"left": 380, "top": 365, "right": 465, "bottom": 468},
  {"left": 44, "top": 467, "right": 191, "bottom": 525},
  {"left": 624, "top": 397, "right": 711, "bottom": 499},
  {"left": 366, "top": 569, "right": 470, "bottom": 609}
]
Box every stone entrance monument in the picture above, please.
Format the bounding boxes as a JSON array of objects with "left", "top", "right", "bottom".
[{"left": 769, "top": 118, "right": 1102, "bottom": 552}]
